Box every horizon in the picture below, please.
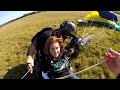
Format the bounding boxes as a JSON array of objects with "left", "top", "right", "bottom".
[{"left": 0, "top": 11, "right": 34, "bottom": 25}]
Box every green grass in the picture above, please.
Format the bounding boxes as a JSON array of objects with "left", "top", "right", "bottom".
[{"left": 0, "top": 11, "right": 120, "bottom": 79}]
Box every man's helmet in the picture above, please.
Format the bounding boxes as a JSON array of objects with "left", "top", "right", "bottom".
[{"left": 60, "top": 20, "right": 76, "bottom": 33}]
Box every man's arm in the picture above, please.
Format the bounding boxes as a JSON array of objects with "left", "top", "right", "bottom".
[
  {"left": 27, "top": 43, "right": 36, "bottom": 56},
  {"left": 26, "top": 43, "right": 36, "bottom": 73},
  {"left": 26, "top": 43, "right": 36, "bottom": 65}
]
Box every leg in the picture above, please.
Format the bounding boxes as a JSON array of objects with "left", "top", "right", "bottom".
[
  {"left": 34, "top": 60, "right": 44, "bottom": 79},
  {"left": 67, "top": 69, "right": 79, "bottom": 79}
]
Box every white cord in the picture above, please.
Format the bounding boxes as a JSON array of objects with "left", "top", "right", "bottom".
[
  {"left": 21, "top": 69, "right": 31, "bottom": 79},
  {"left": 56, "top": 60, "right": 106, "bottom": 79},
  {"left": 82, "top": 21, "right": 93, "bottom": 37}
]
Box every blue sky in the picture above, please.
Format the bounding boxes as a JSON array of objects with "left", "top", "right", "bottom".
[{"left": 0, "top": 11, "right": 34, "bottom": 25}]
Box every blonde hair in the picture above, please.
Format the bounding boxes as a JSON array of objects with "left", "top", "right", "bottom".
[{"left": 43, "top": 36, "right": 64, "bottom": 55}]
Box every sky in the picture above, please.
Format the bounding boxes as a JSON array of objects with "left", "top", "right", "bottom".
[{"left": 0, "top": 11, "right": 34, "bottom": 25}]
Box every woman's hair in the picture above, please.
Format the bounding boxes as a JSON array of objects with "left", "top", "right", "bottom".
[{"left": 43, "top": 36, "right": 64, "bottom": 55}]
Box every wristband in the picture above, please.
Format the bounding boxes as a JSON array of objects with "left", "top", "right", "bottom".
[{"left": 26, "top": 63, "right": 31, "bottom": 66}]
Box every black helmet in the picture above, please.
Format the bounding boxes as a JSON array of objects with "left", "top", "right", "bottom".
[{"left": 60, "top": 20, "right": 76, "bottom": 33}]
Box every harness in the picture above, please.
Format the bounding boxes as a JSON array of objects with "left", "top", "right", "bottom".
[{"left": 42, "top": 54, "right": 70, "bottom": 79}]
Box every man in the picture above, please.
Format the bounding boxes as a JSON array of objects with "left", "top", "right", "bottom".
[{"left": 26, "top": 20, "right": 79, "bottom": 79}]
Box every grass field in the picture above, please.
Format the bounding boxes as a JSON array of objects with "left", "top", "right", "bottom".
[{"left": 0, "top": 11, "right": 120, "bottom": 79}]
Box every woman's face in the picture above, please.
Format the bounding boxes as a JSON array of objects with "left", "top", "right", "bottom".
[{"left": 49, "top": 42, "right": 60, "bottom": 58}]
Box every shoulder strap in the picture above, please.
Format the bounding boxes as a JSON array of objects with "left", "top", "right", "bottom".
[
  {"left": 39, "top": 27, "right": 53, "bottom": 35},
  {"left": 32, "top": 27, "right": 53, "bottom": 42}
]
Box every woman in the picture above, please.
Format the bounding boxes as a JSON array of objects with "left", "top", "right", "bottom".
[{"left": 42, "top": 36, "right": 79, "bottom": 79}]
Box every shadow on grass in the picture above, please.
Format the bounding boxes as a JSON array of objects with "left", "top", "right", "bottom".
[{"left": 3, "top": 64, "right": 36, "bottom": 79}]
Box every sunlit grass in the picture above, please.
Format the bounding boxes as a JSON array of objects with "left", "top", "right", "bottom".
[{"left": 0, "top": 11, "right": 120, "bottom": 79}]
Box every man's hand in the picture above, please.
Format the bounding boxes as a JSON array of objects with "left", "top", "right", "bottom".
[
  {"left": 66, "top": 48, "right": 75, "bottom": 57},
  {"left": 26, "top": 55, "right": 34, "bottom": 74},
  {"left": 104, "top": 48, "right": 120, "bottom": 75}
]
